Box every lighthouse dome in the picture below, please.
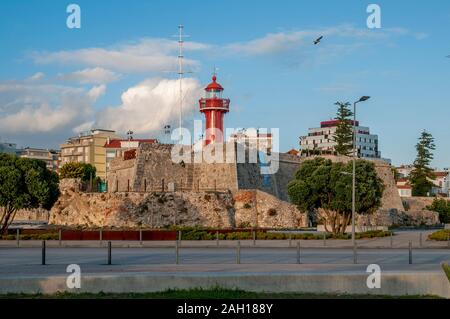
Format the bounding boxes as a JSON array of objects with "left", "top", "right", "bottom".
[{"left": 205, "top": 75, "right": 224, "bottom": 91}]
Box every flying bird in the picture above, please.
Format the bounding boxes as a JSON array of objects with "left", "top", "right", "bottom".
[{"left": 314, "top": 36, "right": 323, "bottom": 45}]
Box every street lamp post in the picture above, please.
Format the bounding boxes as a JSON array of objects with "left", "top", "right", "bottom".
[{"left": 352, "top": 96, "right": 370, "bottom": 246}]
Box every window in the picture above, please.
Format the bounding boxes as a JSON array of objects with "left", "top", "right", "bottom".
[{"left": 207, "top": 89, "right": 222, "bottom": 99}]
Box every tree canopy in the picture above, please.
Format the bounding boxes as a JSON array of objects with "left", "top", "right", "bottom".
[
  {"left": 427, "top": 198, "right": 450, "bottom": 224},
  {"left": 60, "top": 162, "right": 96, "bottom": 181},
  {"left": 288, "top": 157, "right": 384, "bottom": 234},
  {"left": 0, "top": 153, "right": 59, "bottom": 234},
  {"left": 410, "top": 130, "right": 435, "bottom": 196},
  {"left": 332, "top": 102, "right": 354, "bottom": 156}
]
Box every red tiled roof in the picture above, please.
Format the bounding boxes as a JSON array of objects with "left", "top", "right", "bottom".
[
  {"left": 104, "top": 140, "right": 122, "bottom": 148},
  {"left": 104, "top": 139, "right": 157, "bottom": 148},
  {"left": 287, "top": 149, "right": 299, "bottom": 155},
  {"left": 434, "top": 172, "right": 448, "bottom": 178},
  {"left": 397, "top": 185, "right": 412, "bottom": 190}
]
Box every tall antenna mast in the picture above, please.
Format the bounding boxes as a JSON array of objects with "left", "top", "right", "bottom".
[{"left": 178, "top": 25, "right": 186, "bottom": 141}]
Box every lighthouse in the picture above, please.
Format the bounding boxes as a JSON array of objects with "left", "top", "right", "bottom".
[{"left": 199, "top": 74, "right": 230, "bottom": 145}]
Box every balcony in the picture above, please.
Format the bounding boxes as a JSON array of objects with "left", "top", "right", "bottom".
[{"left": 199, "top": 98, "right": 230, "bottom": 112}]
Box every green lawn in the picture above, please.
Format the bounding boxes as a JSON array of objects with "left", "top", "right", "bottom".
[
  {"left": 443, "top": 263, "right": 450, "bottom": 282},
  {"left": 0, "top": 288, "right": 442, "bottom": 299}
]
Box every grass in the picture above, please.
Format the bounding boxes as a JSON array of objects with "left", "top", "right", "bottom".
[
  {"left": 428, "top": 229, "right": 450, "bottom": 241},
  {"left": 1, "top": 233, "right": 58, "bottom": 241},
  {"left": 443, "top": 263, "right": 450, "bottom": 283},
  {"left": 0, "top": 288, "right": 443, "bottom": 299}
]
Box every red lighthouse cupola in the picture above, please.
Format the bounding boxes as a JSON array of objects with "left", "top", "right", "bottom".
[{"left": 199, "top": 74, "right": 230, "bottom": 145}]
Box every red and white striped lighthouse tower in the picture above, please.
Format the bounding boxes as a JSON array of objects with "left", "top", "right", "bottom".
[{"left": 199, "top": 74, "right": 230, "bottom": 145}]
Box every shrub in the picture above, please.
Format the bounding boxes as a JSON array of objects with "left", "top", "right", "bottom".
[
  {"left": 428, "top": 230, "right": 450, "bottom": 241},
  {"left": 60, "top": 162, "right": 96, "bottom": 182},
  {"left": 427, "top": 199, "right": 450, "bottom": 224}
]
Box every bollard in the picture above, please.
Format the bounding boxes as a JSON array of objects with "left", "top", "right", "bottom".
[
  {"left": 41, "top": 241, "right": 46, "bottom": 265},
  {"left": 216, "top": 231, "right": 220, "bottom": 247},
  {"left": 448, "top": 234, "right": 450, "bottom": 248},
  {"left": 253, "top": 230, "right": 256, "bottom": 246},
  {"left": 107, "top": 241, "right": 112, "bottom": 265},
  {"left": 16, "top": 229, "right": 20, "bottom": 248},
  {"left": 139, "top": 228, "right": 143, "bottom": 245},
  {"left": 59, "top": 229, "right": 62, "bottom": 247},
  {"left": 409, "top": 241, "right": 412, "bottom": 264},
  {"left": 100, "top": 228, "right": 103, "bottom": 246},
  {"left": 390, "top": 232, "right": 393, "bottom": 248},
  {"left": 419, "top": 233, "right": 423, "bottom": 248},
  {"left": 175, "top": 240, "right": 179, "bottom": 265},
  {"left": 323, "top": 233, "right": 326, "bottom": 247},
  {"left": 178, "top": 231, "right": 182, "bottom": 246},
  {"left": 296, "top": 241, "right": 301, "bottom": 264},
  {"left": 289, "top": 234, "right": 292, "bottom": 248},
  {"left": 236, "top": 240, "right": 241, "bottom": 264},
  {"left": 353, "top": 242, "right": 357, "bottom": 264}
]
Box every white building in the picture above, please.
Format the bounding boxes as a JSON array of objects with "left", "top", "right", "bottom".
[
  {"left": 20, "top": 147, "right": 60, "bottom": 172},
  {"left": 229, "top": 130, "right": 273, "bottom": 154},
  {"left": 300, "top": 120, "right": 381, "bottom": 159},
  {"left": 397, "top": 164, "right": 414, "bottom": 178},
  {"left": 431, "top": 169, "right": 450, "bottom": 197}
]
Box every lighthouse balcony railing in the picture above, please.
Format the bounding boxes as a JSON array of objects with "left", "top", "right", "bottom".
[{"left": 199, "top": 98, "right": 230, "bottom": 111}]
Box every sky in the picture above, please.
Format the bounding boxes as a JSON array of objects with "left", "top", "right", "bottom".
[{"left": 0, "top": 0, "right": 449, "bottom": 168}]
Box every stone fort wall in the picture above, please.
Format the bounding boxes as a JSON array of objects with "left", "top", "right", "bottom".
[{"left": 107, "top": 144, "right": 404, "bottom": 213}]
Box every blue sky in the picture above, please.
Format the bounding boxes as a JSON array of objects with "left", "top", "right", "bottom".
[{"left": 0, "top": 0, "right": 449, "bottom": 168}]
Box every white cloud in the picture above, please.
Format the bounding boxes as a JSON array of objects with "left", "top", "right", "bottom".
[
  {"left": 32, "top": 38, "right": 209, "bottom": 73},
  {"left": 224, "top": 25, "right": 420, "bottom": 56},
  {"left": 95, "top": 77, "right": 203, "bottom": 134},
  {"left": 26, "top": 72, "right": 45, "bottom": 82},
  {"left": 88, "top": 84, "right": 107, "bottom": 101},
  {"left": 72, "top": 121, "right": 95, "bottom": 133},
  {"left": 0, "top": 81, "right": 94, "bottom": 134},
  {"left": 58, "top": 67, "right": 120, "bottom": 84}
]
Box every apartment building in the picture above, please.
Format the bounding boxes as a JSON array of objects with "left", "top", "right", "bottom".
[
  {"left": 20, "top": 147, "right": 60, "bottom": 172},
  {"left": 300, "top": 120, "right": 381, "bottom": 159},
  {"left": 60, "top": 129, "right": 120, "bottom": 180}
]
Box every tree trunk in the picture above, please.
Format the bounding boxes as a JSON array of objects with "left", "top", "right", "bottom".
[{"left": 0, "top": 207, "right": 16, "bottom": 236}]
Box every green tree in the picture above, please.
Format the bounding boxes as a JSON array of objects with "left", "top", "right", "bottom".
[
  {"left": 410, "top": 130, "right": 435, "bottom": 196},
  {"left": 0, "top": 154, "right": 60, "bottom": 235},
  {"left": 427, "top": 198, "right": 450, "bottom": 224},
  {"left": 60, "top": 162, "right": 96, "bottom": 182},
  {"left": 288, "top": 157, "right": 384, "bottom": 235},
  {"left": 332, "top": 102, "right": 354, "bottom": 156}
]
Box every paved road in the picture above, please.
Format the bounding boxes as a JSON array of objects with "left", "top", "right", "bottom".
[{"left": 0, "top": 247, "right": 448, "bottom": 278}]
